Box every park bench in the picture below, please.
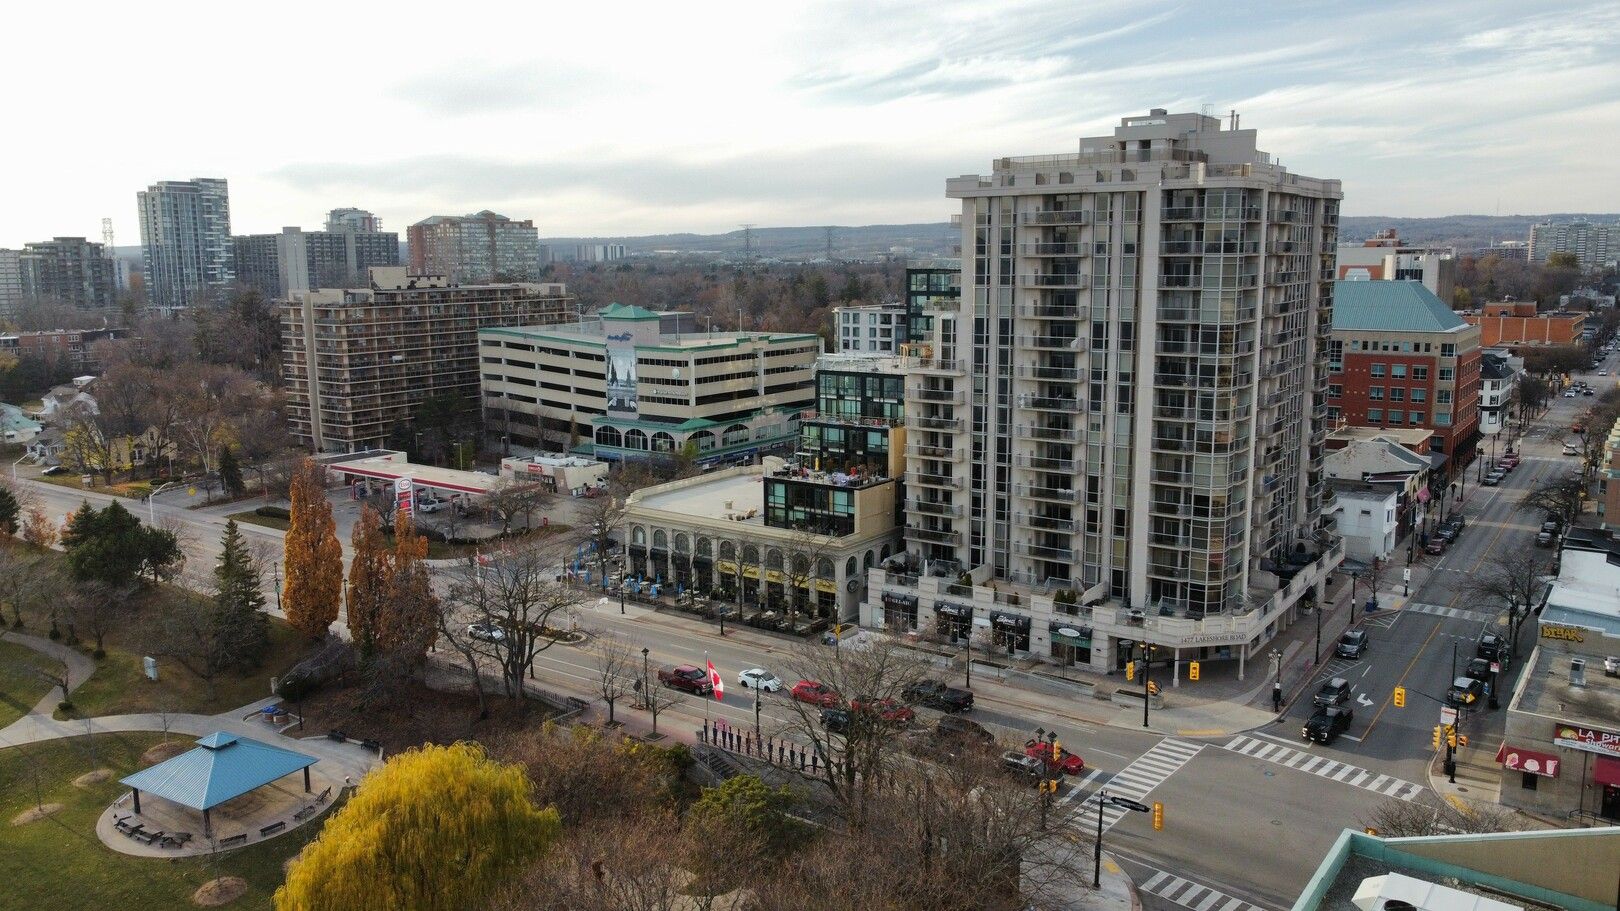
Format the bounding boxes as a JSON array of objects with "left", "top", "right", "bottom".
[
  {"left": 326, "top": 729, "right": 349, "bottom": 742},
  {"left": 293, "top": 805, "right": 316, "bottom": 821},
  {"left": 219, "top": 834, "right": 248, "bottom": 848},
  {"left": 113, "top": 817, "right": 136, "bottom": 834},
  {"left": 259, "top": 821, "right": 286, "bottom": 837},
  {"left": 314, "top": 786, "right": 333, "bottom": 805},
  {"left": 160, "top": 832, "right": 192, "bottom": 848},
  {"left": 133, "top": 830, "right": 165, "bottom": 845}
]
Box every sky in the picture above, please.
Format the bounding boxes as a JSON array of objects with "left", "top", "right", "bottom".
[{"left": 3, "top": 0, "right": 1618, "bottom": 246}]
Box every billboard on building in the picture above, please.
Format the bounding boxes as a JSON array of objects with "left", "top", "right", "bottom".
[{"left": 606, "top": 346, "right": 638, "bottom": 416}]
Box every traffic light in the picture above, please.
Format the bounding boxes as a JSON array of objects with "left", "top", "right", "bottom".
[
  {"left": 1457, "top": 734, "right": 1468, "bottom": 748},
  {"left": 1432, "top": 726, "right": 1443, "bottom": 750},
  {"left": 1152, "top": 801, "right": 1164, "bottom": 831},
  {"left": 1052, "top": 738, "right": 1062, "bottom": 762},
  {"left": 1447, "top": 728, "right": 1458, "bottom": 748},
  {"left": 1393, "top": 686, "right": 1406, "bottom": 708},
  {"left": 1147, "top": 681, "right": 1161, "bottom": 696},
  {"left": 1125, "top": 660, "right": 1135, "bottom": 682},
  {"left": 1189, "top": 660, "right": 1201, "bottom": 681}
]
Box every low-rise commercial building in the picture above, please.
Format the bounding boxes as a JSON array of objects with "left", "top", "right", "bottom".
[
  {"left": 1499, "top": 530, "right": 1620, "bottom": 823},
  {"left": 1336, "top": 228, "right": 1455, "bottom": 301},
  {"left": 832, "top": 302, "right": 907, "bottom": 354},
  {"left": 496, "top": 453, "right": 608, "bottom": 496},
  {"left": 1478, "top": 351, "right": 1518, "bottom": 443},
  {"left": 479, "top": 303, "right": 818, "bottom": 463},
  {"left": 1461, "top": 301, "right": 1586, "bottom": 349},
  {"left": 1325, "top": 481, "right": 1398, "bottom": 563},
  {"left": 1323, "top": 429, "right": 1438, "bottom": 556},
  {"left": 281, "top": 266, "right": 577, "bottom": 452}
]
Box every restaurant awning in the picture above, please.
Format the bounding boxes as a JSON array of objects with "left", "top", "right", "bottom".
[
  {"left": 1595, "top": 756, "right": 1620, "bottom": 788},
  {"left": 934, "top": 601, "right": 972, "bottom": 618},
  {"left": 882, "top": 592, "right": 918, "bottom": 608},
  {"left": 990, "top": 611, "right": 1029, "bottom": 630},
  {"left": 1495, "top": 744, "right": 1561, "bottom": 778},
  {"left": 1050, "top": 625, "right": 1093, "bottom": 647}
]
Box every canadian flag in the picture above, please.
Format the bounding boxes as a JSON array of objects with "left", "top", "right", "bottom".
[{"left": 707, "top": 658, "right": 724, "bottom": 701}]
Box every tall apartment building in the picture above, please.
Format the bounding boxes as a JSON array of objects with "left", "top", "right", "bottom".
[
  {"left": 0, "top": 250, "right": 21, "bottom": 319},
  {"left": 1326, "top": 281, "right": 1482, "bottom": 475},
  {"left": 833, "top": 302, "right": 907, "bottom": 353},
  {"left": 281, "top": 266, "right": 576, "bottom": 452},
  {"left": 14, "top": 238, "right": 117, "bottom": 310},
  {"left": 1529, "top": 222, "right": 1619, "bottom": 271},
  {"left": 234, "top": 226, "right": 401, "bottom": 299},
  {"left": 137, "top": 178, "right": 233, "bottom": 313},
  {"left": 1337, "top": 229, "right": 1455, "bottom": 302},
  {"left": 865, "top": 110, "right": 1344, "bottom": 678},
  {"left": 407, "top": 211, "right": 540, "bottom": 283},
  {"left": 905, "top": 264, "right": 961, "bottom": 345},
  {"left": 325, "top": 208, "right": 383, "bottom": 234},
  {"left": 575, "top": 243, "right": 627, "bottom": 263},
  {"left": 479, "top": 304, "right": 818, "bottom": 462}
]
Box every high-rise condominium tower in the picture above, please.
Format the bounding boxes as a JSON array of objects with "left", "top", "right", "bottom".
[
  {"left": 867, "top": 110, "right": 1344, "bottom": 679},
  {"left": 137, "top": 178, "right": 232, "bottom": 313}
]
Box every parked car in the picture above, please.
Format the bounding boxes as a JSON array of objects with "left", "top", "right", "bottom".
[
  {"left": 1000, "top": 750, "right": 1046, "bottom": 780},
  {"left": 1425, "top": 537, "right": 1448, "bottom": 556},
  {"left": 933, "top": 715, "right": 995, "bottom": 746},
  {"left": 850, "top": 696, "right": 914, "bottom": 725},
  {"left": 1302, "top": 706, "right": 1353, "bottom": 744},
  {"left": 1499, "top": 456, "right": 1520, "bottom": 469},
  {"left": 417, "top": 495, "right": 445, "bottom": 513},
  {"left": 1604, "top": 655, "right": 1619, "bottom": 678},
  {"left": 1024, "top": 739, "right": 1086, "bottom": 775},
  {"left": 1482, "top": 471, "right": 1503, "bottom": 486},
  {"left": 1445, "top": 675, "right": 1483, "bottom": 707},
  {"left": 820, "top": 707, "right": 851, "bottom": 734},
  {"left": 658, "top": 664, "right": 713, "bottom": 695},
  {"left": 737, "top": 668, "right": 783, "bottom": 692},
  {"left": 1536, "top": 529, "right": 1556, "bottom": 547},
  {"left": 1477, "top": 634, "right": 1508, "bottom": 668},
  {"left": 1336, "top": 630, "right": 1369, "bottom": 659},
  {"left": 466, "top": 621, "right": 505, "bottom": 643},
  {"left": 1564, "top": 442, "right": 1581, "bottom": 456},
  {"left": 901, "top": 679, "right": 975, "bottom": 713},
  {"left": 1313, "top": 677, "right": 1352, "bottom": 708},
  {"left": 39, "top": 465, "right": 66, "bottom": 476},
  {"left": 790, "top": 679, "right": 840, "bottom": 707}
]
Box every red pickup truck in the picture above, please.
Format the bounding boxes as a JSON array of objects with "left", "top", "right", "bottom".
[{"left": 657, "top": 664, "right": 712, "bottom": 695}]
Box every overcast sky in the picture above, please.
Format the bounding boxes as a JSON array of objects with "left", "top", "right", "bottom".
[{"left": 3, "top": 0, "right": 1617, "bottom": 246}]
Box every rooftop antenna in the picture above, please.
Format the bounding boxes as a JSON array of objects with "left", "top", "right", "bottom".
[{"left": 740, "top": 224, "right": 757, "bottom": 255}]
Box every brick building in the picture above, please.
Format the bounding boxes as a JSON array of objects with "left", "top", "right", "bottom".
[
  {"left": 1328, "top": 281, "right": 1482, "bottom": 478},
  {"left": 1461, "top": 301, "right": 1586, "bottom": 348},
  {"left": 0, "top": 327, "right": 130, "bottom": 372}
]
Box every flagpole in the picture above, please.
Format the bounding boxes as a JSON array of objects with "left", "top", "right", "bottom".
[{"left": 704, "top": 650, "right": 712, "bottom": 728}]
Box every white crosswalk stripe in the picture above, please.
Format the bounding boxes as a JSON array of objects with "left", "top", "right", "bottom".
[
  {"left": 1055, "top": 766, "right": 1107, "bottom": 806},
  {"left": 1406, "top": 601, "right": 1492, "bottom": 621},
  {"left": 1222, "top": 736, "right": 1425, "bottom": 800},
  {"left": 1071, "top": 738, "right": 1202, "bottom": 831},
  {"left": 1138, "top": 868, "right": 1276, "bottom": 911}
]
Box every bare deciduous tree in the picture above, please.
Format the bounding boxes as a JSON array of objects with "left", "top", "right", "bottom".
[
  {"left": 1362, "top": 796, "right": 1521, "bottom": 838},
  {"left": 1462, "top": 548, "right": 1553, "bottom": 659},
  {"left": 592, "top": 634, "right": 637, "bottom": 725},
  {"left": 1520, "top": 471, "right": 1586, "bottom": 529},
  {"left": 485, "top": 478, "right": 553, "bottom": 536}
]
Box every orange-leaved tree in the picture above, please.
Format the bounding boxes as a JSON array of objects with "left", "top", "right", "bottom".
[
  {"left": 282, "top": 458, "right": 342, "bottom": 639},
  {"left": 275, "top": 742, "right": 557, "bottom": 911},
  {"left": 380, "top": 508, "right": 438, "bottom": 664},
  {"left": 345, "top": 504, "right": 391, "bottom": 660}
]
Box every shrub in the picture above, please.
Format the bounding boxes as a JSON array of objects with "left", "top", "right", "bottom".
[{"left": 256, "top": 505, "right": 292, "bottom": 520}]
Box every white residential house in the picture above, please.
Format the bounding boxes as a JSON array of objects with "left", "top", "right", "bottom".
[
  {"left": 1479, "top": 351, "right": 1518, "bottom": 440},
  {"left": 1, "top": 403, "right": 42, "bottom": 444},
  {"left": 1327, "top": 481, "right": 1399, "bottom": 562}
]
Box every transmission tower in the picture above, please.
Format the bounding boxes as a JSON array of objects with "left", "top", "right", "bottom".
[
  {"left": 740, "top": 224, "right": 756, "bottom": 255},
  {"left": 825, "top": 226, "right": 834, "bottom": 261}
]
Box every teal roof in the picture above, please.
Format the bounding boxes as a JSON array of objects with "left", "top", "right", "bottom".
[
  {"left": 0, "top": 403, "right": 41, "bottom": 434},
  {"left": 120, "top": 732, "right": 317, "bottom": 811},
  {"left": 1333, "top": 281, "right": 1467, "bottom": 333},
  {"left": 597, "top": 303, "right": 662, "bottom": 321}
]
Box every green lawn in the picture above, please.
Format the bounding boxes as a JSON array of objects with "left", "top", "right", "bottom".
[
  {"left": 57, "top": 620, "right": 306, "bottom": 721},
  {"left": 0, "top": 639, "right": 54, "bottom": 727},
  {"left": 0, "top": 732, "right": 318, "bottom": 911},
  {"left": 227, "top": 510, "right": 289, "bottom": 532}
]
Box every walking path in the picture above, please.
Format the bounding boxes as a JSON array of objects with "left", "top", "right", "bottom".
[{"left": 1, "top": 630, "right": 96, "bottom": 718}]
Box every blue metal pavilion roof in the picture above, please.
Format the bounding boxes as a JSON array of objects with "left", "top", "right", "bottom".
[{"left": 120, "top": 732, "right": 318, "bottom": 811}]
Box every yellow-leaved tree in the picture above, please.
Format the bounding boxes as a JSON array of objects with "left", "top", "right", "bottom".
[
  {"left": 275, "top": 742, "right": 558, "bottom": 911},
  {"left": 344, "top": 505, "right": 390, "bottom": 659},
  {"left": 282, "top": 458, "right": 342, "bottom": 639}
]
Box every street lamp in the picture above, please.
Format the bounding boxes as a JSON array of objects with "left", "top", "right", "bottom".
[
  {"left": 641, "top": 646, "right": 650, "bottom": 711},
  {"left": 1093, "top": 790, "right": 1151, "bottom": 887},
  {"left": 1140, "top": 642, "right": 1156, "bottom": 729},
  {"left": 1348, "top": 570, "right": 1360, "bottom": 624},
  {"left": 1269, "top": 647, "right": 1283, "bottom": 713},
  {"left": 272, "top": 562, "right": 282, "bottom": 612}
]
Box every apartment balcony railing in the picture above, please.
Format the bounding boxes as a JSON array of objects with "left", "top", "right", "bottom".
[
  {"left": 1019, "top": 242, "right": 1087, "bottom": 257},
  {"left": 906, "top": 442, "right": 963, "bottom": 461},
  {"left": 911, "top": 472, "right": 964, "bottom": 490},
  {"left": 1016, "top": 302, "right": 1089, "bottom": 320},
  {"left": 1016, "top": 453, "right": 1077, "bottom": 472},
  {"left": 908, "top": 500, "right": 964, "bottom": 518},
  {"left": 1015, "top": 424, "right": 1082, "bottom": 444},
  {"left": 911, "top": 526, "right": 962, "bottom": 546},
  {"left": 1017, "top": 364, "right": 1082, "bottom": 381},
  {"left": 907, "top": 414, "right": 963, "bottom": 432},
  {"left": 1268, "top": 270, "right": 1307, "bottom": 285},
  {"left": 1021, "top": 210, "right": 1090, "bottom": 226},
  {"left": 1266, "top": 240, "right": 1301, "bottom": 254},
  {"left": 1019, "top": 395, "right": 1084, "bottom": 414},
  {"left": 1017, "top": 484, "right": 1083, "bottom": 504},
  {"left": 1160, "top": 240, "right": 1260, "bottom": 255},
  {"left": 1015, "top": 541, "right": 1076, "bottom": 561},
  {"left": 1021, "top": 513, "right": 1077, "bottom": 533},
  {"left": 906, "top": 356, "right": 965, "bottom": 374},
  {"left": 1018, "top": 273, "right": 1090, "bottom": 289},
  {"left": 1160, "top": 273, "right": 1260, "bottom": 289},
  {"left": 883, "top": 569, "right": 919, "bottom": 588},
  {"left": 910, "top": 387, "right": 965, "bottom": 404},
  {"left": 1159, "top": 305, "right": 1257, "bottom": 323},
  {"left": 1018, "top": 335, "right": 1084, "bottom": 351},
  {"left": 1162, "top": 206, "right": 1263, "bottom": 222}
]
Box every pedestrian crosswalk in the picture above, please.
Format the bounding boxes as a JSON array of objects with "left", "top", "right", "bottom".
[
  {"left": 1070, "top": 738, "right": 1203, "bottom": 831},
  {"left": 1222, "top": 736, "right": 1425, "bottom": 801},
  {"left": 1138, "top": 868, "right": 1278, "bottom": 911},
  {"left": 1406, "top": 602, "right": 1493, "bottom": 622},
  {"left": 1055, "top": 766, "right": 1108, "bottom": 806}
]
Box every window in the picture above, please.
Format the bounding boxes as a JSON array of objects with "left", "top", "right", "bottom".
[
  {"left": 1437, "top": 390, "right": 1452, "bottom": 404},
  {"left": 1439, "top": 367, "right": 1454, "bottom": 381},
  {"left": 1391, "top": 364, "right": 1407, "bottom": 378},
  {"left": 1370, "top": 363, "right": 1386, "bottom": 377},
  {"left": 1327, "top": 406, "right": 1340, "bottom": 421},
  {"left": 1413, "top": 366, "right": 1429, "bottom": 380},
  {"left": 1521, "top": 771, "right": 1538, "bottom": 791},
  {"left": 1409, "top": 411, "right": 1424, "bottom": 423},
  {"left": 1411, "top": 389, "right": 1426, "bottom": 403},
  {"left": 1435, "top": 411, "right": 1451, "bottom": 426},
  {"left": 1390, "top": 388, "right": 1405, "bottom": 402},
  {"left": 1369, "top": 387, "right": 1384, "bottom": 400},
  {"left": 1441, "top": 343, "right": 1456, "bottom": 358},
  {"left": 1328, "top": 384, "right": 1343, "bottom": 398},
  {"left": 1367, "top": 408, "right": 1383, "bottom": 423}
]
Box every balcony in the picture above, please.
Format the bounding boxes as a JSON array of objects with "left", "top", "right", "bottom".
[
  {"left": 908, "top": 500, "right": 963, "bottom": 518},
  {"left": 1017, "top": 364, "right": 1082, "bottom": 382},
  {"left": 1022, "top": 513, "right": 1077, "bottom": 533},
  {"left": 906, "top": 442, "right": 963, "bottom": 461},
  {"left": 1017, "top": 484, "right": 1082, "bottom": 504},
  {"left": 1015, "top": 541, "right": 1075, "bottom": 561},
  {"left": 908, "top": 356, "right": 964, "bottom": 374},
  {"left": 911, "top": 526, "right": 962, "bottom": 546},
  {"left": 1160, "top": 240, "right": 1261, "bottom": 255},
  {"left": 908, "top": 414, "right": 963, "bottom": 432},
  {"left": 1016, "top": 424, "right": 1081, "bottom": 443},
  {"left": 1016, "top": 453, "right": 1077, "bottom": 472},
  {"left": 1162, "top": 206, "right": 1263, "bottom": 222},
  {"left": 1018, "top": 273, "right": 1090, "bottom": 289},
  {"left": 1021, "top": 210, "right": 1089, "bottom": 226},
  {"left": 911, "top": 472, "right": 963, "bottom": 490},
  {"left": 910, "top": 387, "right": 965, "bottom": 404},
  {"left": 1019, "top": 335, "right": 1083, "bottom": 351},
  {"left": 1019, "top": 242, "right": 1087, "bottom": 257},
  {"left": 1020, "top": 394, "right": 1083, "bottom": 413},
  {"left": 1017, "top": 303, "right": 1089, "bottom": 320}
]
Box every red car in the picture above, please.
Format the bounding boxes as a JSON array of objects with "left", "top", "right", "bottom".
[
  {"left": 1025, "top": 739, "right": 1086, "bottom": 775},
  {"left": 1425, "top": 537, "right": 1447, "bottom": 556},
  {"left": 791, "top": 680, "right": 840, "bottom": 707},
  {"left": 851, "top": 697, "right": 915, "bottom": 725}
]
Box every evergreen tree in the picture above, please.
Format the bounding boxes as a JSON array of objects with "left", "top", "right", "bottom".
[
  {"left": 0, "top": 485, "right": 18, "bottom": 535},
  {"left": 283, "top": 459, "right": 343, "bottom": 640},
  {"left": 345, "top": 505, "right": 391, "bottom": 661},
  {"left": 213, "top": 520, "right": 268, "bottom": 668},
  {"left": 218, "top": 445, "right": 245, "bottom": 497}
]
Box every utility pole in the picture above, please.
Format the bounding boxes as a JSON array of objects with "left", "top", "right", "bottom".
[{"left": 824, "top": 226, "right": 834, "bottom": 261}]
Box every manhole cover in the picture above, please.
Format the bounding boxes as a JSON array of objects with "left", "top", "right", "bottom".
[{"left": 1457, "top": 787, "right": 1469, "bottom": 793}]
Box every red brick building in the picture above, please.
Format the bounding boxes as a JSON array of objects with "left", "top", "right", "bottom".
[{"left": 1327, "top": 281, "right": 1482, "bottom": 478}]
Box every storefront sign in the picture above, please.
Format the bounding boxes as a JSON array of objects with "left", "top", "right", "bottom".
[
  {"left": 1552, "top": 723, "right": 1620, "bottom": 757},
  {"left": 1541, "top": 625, "right": 1587, "bottom": 643},
  {"left": 1496, "top": 744, "right": 1560, "bottom": 777}
]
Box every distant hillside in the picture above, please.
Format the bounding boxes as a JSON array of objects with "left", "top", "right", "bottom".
[
  {"left": 543, "top": 223, "right": 957, "bottom": 259},
  {"left": 1338, "top": 214, "right": 1619, "bottom": 251}
]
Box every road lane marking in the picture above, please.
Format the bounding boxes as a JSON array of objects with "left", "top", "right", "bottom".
[
  {"left": 1135, "top": 866, "right": 1277, "bottom": 911},
  {"left": 1068, "top": 738, "right": 1201, "bottom": 832},
  {"left": 1222, "top": 736, "right": 1424, "bottom": 801}
]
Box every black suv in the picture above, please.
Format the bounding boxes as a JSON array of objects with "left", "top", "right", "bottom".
[
  {"left": 1476, "top": 634, "right": 1508, "bottom": 670},
  {"left": 1302, "top": 706, "right": 1353, "bottom": 744},
  {"left": 1313, "top": 677, "right": 1352, "bottom": 708},
  {"left": 902, "top": 680, "right": 975, "bottom": 713},
  {"left": 1336, "top": 630, "right": 1369, "bottom": 660},
  {"left": 1445, "top": 676, "right": 1483, "bottom": 707}
]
